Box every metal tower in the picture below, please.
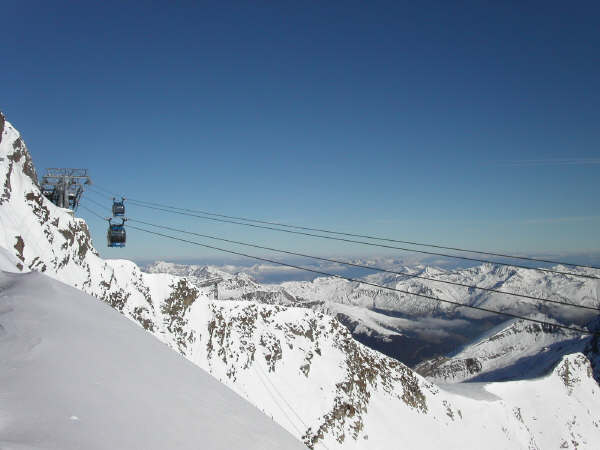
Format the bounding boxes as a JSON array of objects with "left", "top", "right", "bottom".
[
  {"left": 41, "top": 168, "right": 91, "bottom": 211},
  {"left": 197, "top": 277, "right": 223, "bottom": 300}
]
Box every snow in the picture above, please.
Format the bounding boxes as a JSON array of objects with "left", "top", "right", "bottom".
[
  {"left": 484, "top": 353, "right": 600, "bottom": 448},
  {"left": 323, "top": 302, "right": 405, "bottom": 337},
  {"left": 417, "top": 318, "right": 590, "bottom": 383},
  {"left": 0, "top": 247, "right": 22, "bottom": 273},
  {"left": 0, "top": 271, "right": 304, "bottom": 450}
]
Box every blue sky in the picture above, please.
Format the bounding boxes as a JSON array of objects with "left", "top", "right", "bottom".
[{"left": 2, "top": 1, "right": 599, "bottom": 263}]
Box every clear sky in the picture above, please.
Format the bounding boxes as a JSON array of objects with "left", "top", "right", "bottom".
[{"left": 2, "top": 1, "right": 599, "bottom": 264}]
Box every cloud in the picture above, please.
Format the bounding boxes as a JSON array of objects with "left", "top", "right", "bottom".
[
  {"left": 519, "top": 216, "right": 600, "bottom": 225},
  {"left": 496, "top": 158, "right": 600, "bottom": 167}
]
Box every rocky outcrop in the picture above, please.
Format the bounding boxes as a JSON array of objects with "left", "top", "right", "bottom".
[{"left": 416, "top": 356, "right": 483, "bottom": 381}]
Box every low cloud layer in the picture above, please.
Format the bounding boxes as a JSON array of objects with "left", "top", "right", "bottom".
[{"left": 496, "top": 158, "right": 600, "bottom": 166}]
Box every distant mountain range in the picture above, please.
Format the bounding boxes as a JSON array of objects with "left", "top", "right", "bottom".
[{"left": 144, "top": 258, "right": 599, "bottom": 368}]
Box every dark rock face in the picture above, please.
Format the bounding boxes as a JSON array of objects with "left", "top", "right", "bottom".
[
  {"left": 161, "top": 279, "right": 199, "bottom": 352},
  {"left": 9, "top": 136, "right": 38, "bottom": 186},
  {"left": 1, "top": 158, "right": 12, "bottom": 204},
  {"left": 0, "top": 112, "right": 5, "bottom": 144},
  {"left": 415, "top": 356, "right": 482, "bottom": 380},
  {"left": 241, "top": 290, "right": 295, "bottom": 304},
  {"left": 464, "top": 357, "right": 483, "bottom": 374},
  {"left": 584, "top": 318, "right": 600, "bottom": 383},
  {"left": 13, "top": 235, "right": 24, "bottom": 262},
  {"left": 25, "top": 192, "right": 50, "bottom": 224},
  {"left": 556, "top": 354, "right": 594, "bottom": 396},
  {"left": 13, "top": 235, "right": 24, "bottom": 271},
  {"left": 1, "top": 120, "right": 38, "bottom": 205}
]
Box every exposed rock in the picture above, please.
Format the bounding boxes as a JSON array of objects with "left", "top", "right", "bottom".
[
  {"left": 557, "top": 354, "right": 593, "bottom": 395},
  {"left": 13, "top": 235, "right": 24, "bottom": 263},
  {"left": 9, "top": 136, "right": 38, "bottom": 186},
  {"left": 161, "top": 279, "right": 199, "bottom": 352},
  {"left": 0, "top": 112, "right": 5, "bottom": 144}
]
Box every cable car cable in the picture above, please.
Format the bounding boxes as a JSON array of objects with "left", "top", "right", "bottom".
[
  {"left": 86, "top": 186, "right": 114, "bottom": 200},
  {"left": 127, "top": 224, "right": 599, "bottom": 337},
  {"left": 127, "top": 218, "right": 600, "bottom": 312},
  {"left": 79, "top": 202, "right": 600, "bottom": 329},
  {"left": 88, "top": 184, "right": 120, "bottom": 197},
  {"left": 79, "top": 204, "right": 107, "bottom": 221},
  {"left": 83, "top": 196, "right": 111, "bottom": 212},
  {"left": 123, "top": 199, "right": 600, "bottom": 281},
  {"left": 90, "top": 184, "right": 600, "bottom": 271},
  {"left": 86, "top": 185, "right": 600, "bottom": 280},
  {"left": 79, "top": 200, "right": 599, "bottom": 311}
]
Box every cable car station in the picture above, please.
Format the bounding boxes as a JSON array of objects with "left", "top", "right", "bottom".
[{"left": 41, "top": 168, "right": 91, "bottom": 211}]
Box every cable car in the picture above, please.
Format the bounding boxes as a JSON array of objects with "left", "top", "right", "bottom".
[
  {"left": 112, "top": 197, "right": 126, "bottom": 217},
  {"left": 107, "top": 218, "right": 127, "bottom": 247}
]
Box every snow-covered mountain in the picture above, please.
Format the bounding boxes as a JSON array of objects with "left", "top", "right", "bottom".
[
  {"left": 2, "top": 111, "right": 600, "bottom": 448},
  {"left": 415, "top": 319, "right": 588, "bottom": 383},
  {"left": 144, "top": 260, "right": 298, "bottom": 304},
  {"left": 280, "top": 263, "right": 599, "bottom": 333},
  {"left": 145, "top": 260, "right": 599, "bottom": 366}
]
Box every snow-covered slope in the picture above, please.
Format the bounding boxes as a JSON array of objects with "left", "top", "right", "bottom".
[
  {"left": 125, "top": 280, "right": 600, "bottom": 449},
  {"left": 2, "top": 112, "right": 600, "bottom": 449},
  {"left": 0, "top": 270, "right": 303, "bottom": 450},
  {"left": 415, "top": 319, "right": 588, "bottom": 383}
]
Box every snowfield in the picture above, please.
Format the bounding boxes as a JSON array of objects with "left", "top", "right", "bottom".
[{"left": 0, "top": 270, "right": 304, "bottom": 450}]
